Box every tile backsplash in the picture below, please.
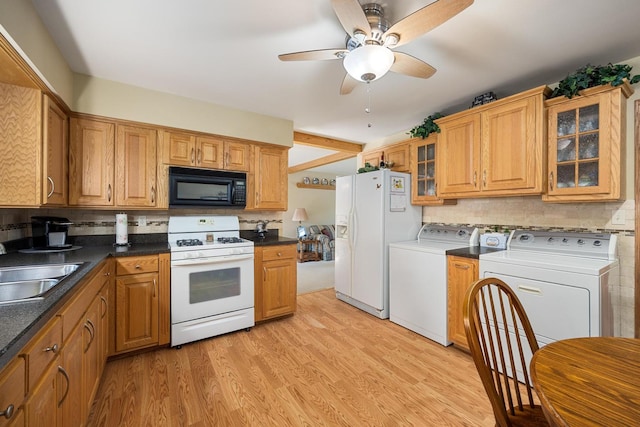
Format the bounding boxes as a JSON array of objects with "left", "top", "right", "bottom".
[{"left": 1, "top": 197, "right": 636, "bottom": 337}]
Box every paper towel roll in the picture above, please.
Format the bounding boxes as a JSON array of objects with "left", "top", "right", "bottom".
[{"left": 115, "top": 213, "right": 128, "bottom": 245}]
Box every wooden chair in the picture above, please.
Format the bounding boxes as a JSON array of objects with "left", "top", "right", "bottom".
[{"left": 463, "top": 278, "right": 549, "bottom": 427}]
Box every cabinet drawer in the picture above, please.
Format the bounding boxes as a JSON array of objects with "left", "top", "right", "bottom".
[
  {"left": 262, "top": 245, "right": 296, "bottom": 261},
  {"left": 116, "top": 255, "right": 158, "bottom": 275},
  {"left": 0, "top": 357, "right": 25, "bottom": 427},
  {"left": 60, "top": 260, "right": 111, "bottom": 342},
  {"left": 22, "top": 317, "right": 61, "bottom": 392}
]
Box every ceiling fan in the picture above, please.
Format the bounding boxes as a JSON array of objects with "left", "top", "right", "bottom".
[{"left": 278, "top": 0, "right": 474, "bottom": 94}]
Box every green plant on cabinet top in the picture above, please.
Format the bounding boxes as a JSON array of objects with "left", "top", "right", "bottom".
[{"left": 550, "top": 62, "right": 640, "bottom": 99}]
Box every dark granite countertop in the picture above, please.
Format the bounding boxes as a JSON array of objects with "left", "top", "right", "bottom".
[
  {"left": 240, "top": 230, "right": 298, "bottom": 246},
  {"left": 0, "top": 238, "right": 169, "bottom": 371},
  {"left": 445, "top": 246, "right": 505, "bottom": 259}
]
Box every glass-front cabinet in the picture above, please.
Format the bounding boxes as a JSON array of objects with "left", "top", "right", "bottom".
[
  {"left": 544, "top": 82, "right": 632, "bottom": 202},
  {"left": 410, "top": 135, "right": 455, "bottom": 205}
]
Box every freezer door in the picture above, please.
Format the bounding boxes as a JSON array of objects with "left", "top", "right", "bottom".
[{"left": 334, "top": 236, "right": 352, "bottom": 295}]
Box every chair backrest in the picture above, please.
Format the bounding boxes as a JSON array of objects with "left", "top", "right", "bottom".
[{"left": 463, "top": 277, "right": 541, "bottom": 427}]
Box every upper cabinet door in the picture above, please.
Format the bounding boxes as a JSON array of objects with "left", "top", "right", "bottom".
[
  {"left": 225, "top": 141, "right": 250, "bottom": 172},
  {"left": 69, "top": 118, "right": 115, "bottom": 206},
  {"left": 251, "top": 145, "right": 287, "bottom": 210},
  {"left": 116, "top": 125, "right": 158, "bottom": 207},
  {"left": 482, "top": 95, "right": 541, "bottom": 193},
  {"left": 544, "top": 83, "right": 631, "bottom": 202},
  {"left": 438, "top": 113, "right": 482, "bottom": 196},
  {"left": 196, "top": 136, "right": 224, "bottom": 169},
  {"left": 42, "top": 95, "right": 68, "bottom": 206},
  {"left": 165, "top": 131, "right": 195, "bottom": 166}
]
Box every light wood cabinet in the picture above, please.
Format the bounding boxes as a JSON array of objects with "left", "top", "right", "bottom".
[
  {"left": 69, "top": 117, "right": 115, "bottom": 206},
  {"left": 410, "top": 135, "right": 455, "bottom": 205},
  {"left": 114, "top": 254, "right": 169, "bottom": 354},
  {"left": 0, "top": 82, "right": 42, "bottom": 207},
  {"left": 543, "top": 82, "right": 632, "bottom": 202},
  {"left": 447, "top": 256, "right": 478, "bottom": 351},
  {"left": 0, "top": 358, "right": 25, "bottom": 427},
  {"left": 116, "top": 124, "right": 158, "bottom": 207},
  {"left": 254, "top": 244, "right": 297, "bottom": 322},
  {"left": 25, "top": 360, "right": 62, "bottom": 427},
  {"left": 248, "top": 144, "right": 288, "bottom": 210},
  {"left": 41, "top": 95, "right": 68, "bottom": 206},
  {"left": 361, "top": 141, "right": 411, "bottom": 172},
  {"left": 164, "top": 131, "right": 250, "bottom": 171},
  {"left": 438, "top": 86, "right": 549, "bottom": 198}
]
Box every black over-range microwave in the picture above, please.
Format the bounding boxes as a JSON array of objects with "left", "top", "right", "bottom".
[{"left": 169, "top": 166, "right": 247, "bottom": 208}]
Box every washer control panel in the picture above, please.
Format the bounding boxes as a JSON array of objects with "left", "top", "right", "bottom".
[{"left": 509, "top": 230, "right": 616, "bottom": 259}]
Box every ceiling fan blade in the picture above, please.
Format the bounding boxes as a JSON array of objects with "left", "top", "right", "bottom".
[
  {"left": 331, "top": 0, "right": 371, "bottom": 38},
  {"left": 385, "top": 0, "right": 473, "bottom": 48},
  {"left": 278, "top": 49, "right": 347, "bottom": 61},
  {"left": 340, "top": 73, "right": 358, "bottom": 95},
  {"left": 391, "top": 52, "right": 437, "bottom": 79}
]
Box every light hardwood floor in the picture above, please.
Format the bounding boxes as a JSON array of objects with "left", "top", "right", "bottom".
[{"left": 88, "top": 289, "right": 495, "bottom": 426}]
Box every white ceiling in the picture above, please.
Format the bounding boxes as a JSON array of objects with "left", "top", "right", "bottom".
[{"left": 31, "top": 0, "right": 640, "bottom": 176}]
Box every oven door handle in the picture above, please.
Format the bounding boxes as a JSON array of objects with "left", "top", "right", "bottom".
[{"left": 171, "top": 254, "right": 254, "bottom": 266}]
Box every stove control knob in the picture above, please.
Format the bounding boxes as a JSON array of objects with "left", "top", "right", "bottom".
[
  {"left": 562, "top": 238, "right": 569, "bottom": 243},
  {"left": 577, "top": 239, "right": 585, "bottom": 245},
  {"left": 547, "top": 237, "right": 555, "bottom": 243},
  {"left": 594, "top": 240, "right": 602, "bottom": 247}
]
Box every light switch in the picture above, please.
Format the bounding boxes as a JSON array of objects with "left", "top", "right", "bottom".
[{"left": 138, "top": 216, "right": 147, "bottom": 227}]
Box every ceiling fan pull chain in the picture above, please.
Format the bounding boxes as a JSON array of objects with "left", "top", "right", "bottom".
[{"left": 366, "top": 82, "right": 373, "bottom": 128}]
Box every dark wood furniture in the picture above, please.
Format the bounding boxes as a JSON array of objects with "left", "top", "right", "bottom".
[
  {"left": 464, "top": 278, "right": 548, "bottom": 427},
  {"left": 297, "top": 239, "right": 320, "bottom": 262},
  {"left": 531, "top": 337, "right": 640, "bottom": 427}
]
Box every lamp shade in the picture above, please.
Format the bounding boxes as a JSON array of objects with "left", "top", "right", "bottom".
[
  {"left": 292, "top": 208, "right": 308, "bottom": 222},
  {"left": 343, "top": 44, "right": 395, "bottom": 82}
]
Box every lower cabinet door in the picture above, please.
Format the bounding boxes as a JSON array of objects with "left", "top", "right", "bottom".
[{"left": 115, "top": 272, "right": 159, "bottom": 352}]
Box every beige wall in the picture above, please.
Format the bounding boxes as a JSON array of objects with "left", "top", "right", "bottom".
[{"left": 285, "top": 172, "right": 338, "bottom": 239}]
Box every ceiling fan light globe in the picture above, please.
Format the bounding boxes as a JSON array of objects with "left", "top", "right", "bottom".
[{"left": 343, "top": 45, "right": 394, "bottom": 82}]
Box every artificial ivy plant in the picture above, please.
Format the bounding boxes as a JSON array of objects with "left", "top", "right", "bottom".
[
  {"left": 550, "top": 62, "right": 640, "bottom": 99},
  {"left": 408, "top": 112, "right": 444, "bottom": 139}
]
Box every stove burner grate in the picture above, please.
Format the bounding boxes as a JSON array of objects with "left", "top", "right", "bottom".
[
  {"left": 217, "top": 237, "right": 244, "bottom": 244},
  {"left": 176, "top": 239, "right": 203, "bottom": 247}
]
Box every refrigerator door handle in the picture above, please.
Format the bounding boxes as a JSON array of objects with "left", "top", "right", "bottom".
[{"left": 350, "top": 210, "right": 357, "bottom": 249}]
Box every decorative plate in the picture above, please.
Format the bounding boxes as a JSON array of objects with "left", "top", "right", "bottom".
[
  {"left": 312, "top": 178, "right": 320, "bottom": 184},
  {"left": 303, "top": 177, "right": 310, "bottom": 184}
]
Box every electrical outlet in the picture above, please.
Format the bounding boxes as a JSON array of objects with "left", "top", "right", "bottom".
[
  {"left": 612, "top": 209, "right": 625, "bottom": 225},
  {"left": 138, "top": 216, "right": 147, "bottom": 227}
]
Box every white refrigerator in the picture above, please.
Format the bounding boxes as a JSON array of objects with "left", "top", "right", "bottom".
[{"left": 334, "top": 169, "right": 422, "bottom": 318}]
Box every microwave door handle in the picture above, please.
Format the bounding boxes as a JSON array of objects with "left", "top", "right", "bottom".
[
  {"left": 51, "top": 221, "right": 73, "bottom": 226},
  {"left": 171, "top": 254, "right": 254, "bottom": 266}
]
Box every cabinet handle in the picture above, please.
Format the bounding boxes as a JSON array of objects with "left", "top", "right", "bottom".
[
  {"left": 473, "top": 171, "right": 477, "bottom": 187},
  {"left": 549, "top": 172, "right": 554, "bottom": 191},
  {"left": 263, "top": 267, "right": 266, "bottom": 281},
  {"left": 278, "top": 252, "right": 282, "bottom": 257},
  {"left": 58, "top": 366, "right": 70, "bottom": 407},
  {"left": 107, "top": 184, "right": 112, "bottom": 202},
  {"left": 482, "top": 170, "right": 486, "bottom": 188},
  {"left": 197, "top": 148, "right": 202, "bottom": 164},
  {"left": 153, "top": 279, "right": 157, "bottom": 297},
  {"left": 43, "top": 343, "right": 58, "bottom": 353},
  {"left": 191, "top": 148, "right": 195, "bottom": 164},
  {"left": 135, "top": 264, "right": 141, "bottom": 269},
  {"left": 100, "top": 295, "right": 108, "bottom": 318},
  {"left": 84, "top": 319, "right": 95, "bottom": 352},
  {"left": 454, "top": 263, "right": 470, "bottom": 270},
  {"left": 47, "top": 176, "right": 55, "bottom": 198},
  {"left": 151, "top": 185, "right": 156, "bottom": 204},
  {"left": 0, "top": 404, "right": 14, "bottom": 420}
]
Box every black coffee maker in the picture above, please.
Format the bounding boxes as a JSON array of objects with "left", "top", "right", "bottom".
[{"left": 31, "top": 216, "right": 73, "bottom": 249}]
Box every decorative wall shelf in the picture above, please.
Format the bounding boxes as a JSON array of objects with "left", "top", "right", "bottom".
[{"left": 296, "top": 183, "right": 335, "bottom": 190}]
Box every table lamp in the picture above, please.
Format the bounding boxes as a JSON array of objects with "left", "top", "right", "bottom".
[{"left": 292, "top": 208, "right": 308, "bottom": 238}]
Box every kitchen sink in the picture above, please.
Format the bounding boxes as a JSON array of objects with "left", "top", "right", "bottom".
[
  {"left": 0, "top": 263, "right": 82, "bottom": 304},
  {"left": 0, "top": 263, "right": 81, "bottom": 283},
  {"left": 0, "top": 279, "right": 60, "bottom": 304}
]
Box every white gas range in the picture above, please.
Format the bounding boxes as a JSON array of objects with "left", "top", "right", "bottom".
[{"left": 168, "top": 215, "right": 254, "bottom": 347}]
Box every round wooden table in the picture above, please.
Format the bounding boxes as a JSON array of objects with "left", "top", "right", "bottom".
[{"left": 530, "top": 337, "right": 640, "bottom": 427}]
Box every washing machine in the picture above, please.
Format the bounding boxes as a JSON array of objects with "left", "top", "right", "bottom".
[
  {"left": 389, "top": 224, "right": 479, "bottom": 346},
  {"left": 479, "top": 229, "right": 619, "bottom": 348}
]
